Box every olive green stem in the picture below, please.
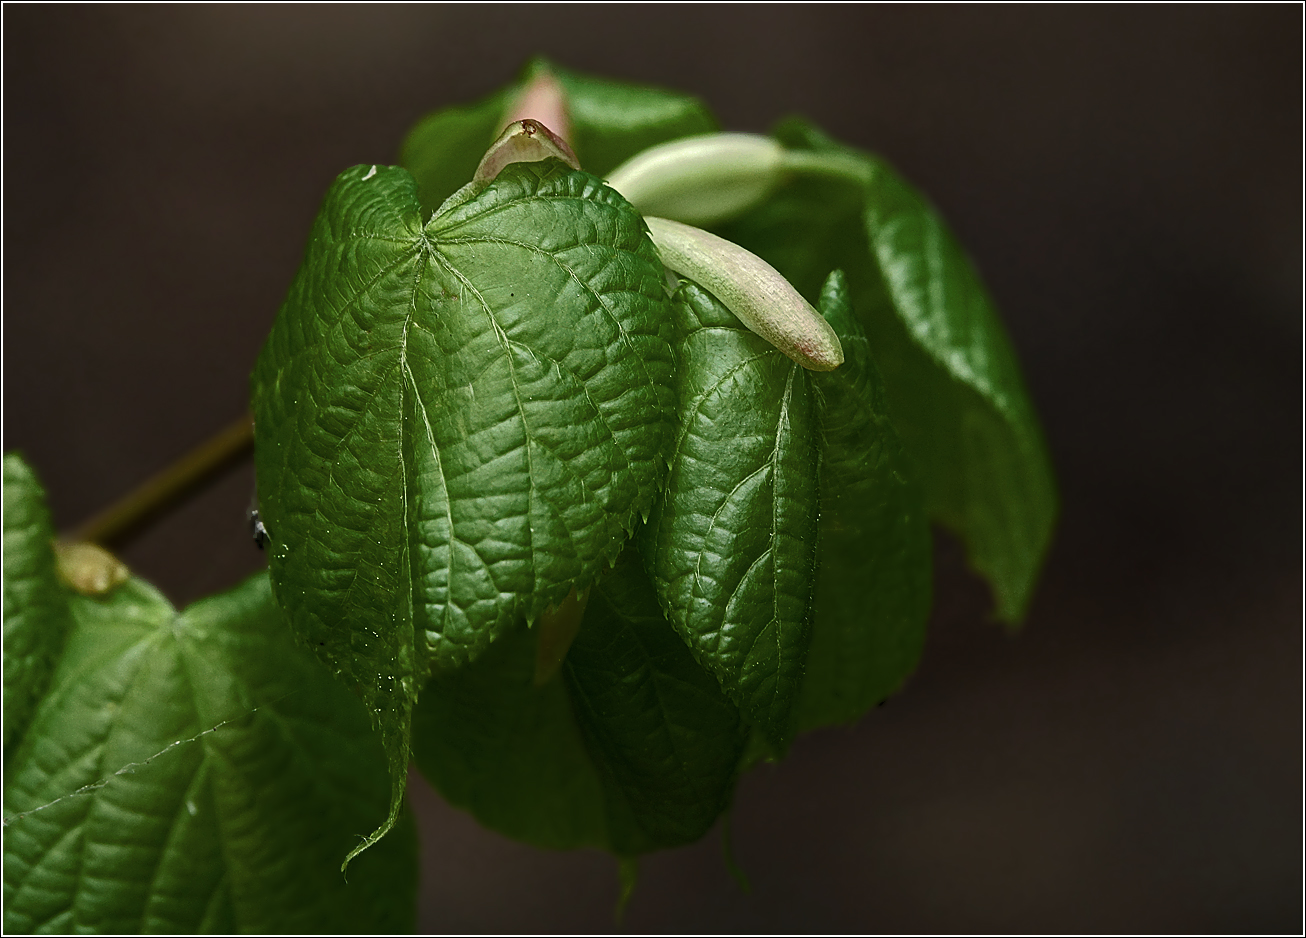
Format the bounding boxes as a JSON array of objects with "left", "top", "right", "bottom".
[{"left": 68, "top": 413, "right": 254, "bottom": 548}]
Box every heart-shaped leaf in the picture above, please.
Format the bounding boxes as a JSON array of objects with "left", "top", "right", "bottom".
[
  {"left": 251, "top": 158, "right": 675, "bottom": 849},
  {"left": 2, "top": 560, "right": 416, "bottom": 934}
]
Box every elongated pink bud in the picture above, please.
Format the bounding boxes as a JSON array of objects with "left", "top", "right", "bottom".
[
  {"left": 472, "top": 118, "right": 580, "bottom": 188},
  {"left": 645, "top": 216, "right": 844, "bottom": 372},
  {"left": 503, "top": 69, "right": 572, "bottom": 148}
]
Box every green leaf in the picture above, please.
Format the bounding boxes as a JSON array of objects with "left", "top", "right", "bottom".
[
  {"left": 251, "top": 159, "right": 676, "bottom": 846},
  {"left": 2, "top": 570, "right": 417, "bottom": 934},
  {"left": 400, "top": 59, "right": 717, "bottom": 214},
  {"left": 721, "top": 119, "right": 1057, "bottom": 624},
  {"left": 3, "top": 454, "right": 74, "bottom": 756},
  {"left": 410, "top": 619, "right": 608, "bottom": 851},
  {"left": 564, "top": 545, "right": 747, "bottom": 856},
  {"left": 795, "top": 271, "right": 932, "bottom": 733},
  {"left": 644, "top": 280, "right": 819, "bottom": 748},
  {"left": 412, "top": 544, "right": 747, "bottom": 858}
]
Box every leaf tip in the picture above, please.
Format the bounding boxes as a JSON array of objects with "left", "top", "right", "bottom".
[
  {"left": 721, "top": 812, "right": 752, "bottom": 894},
  {"left": 615, "top": 857, "right": 639, "bottom": 922}
]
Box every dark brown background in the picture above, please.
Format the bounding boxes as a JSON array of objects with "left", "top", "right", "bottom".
[{"left": 4, "top": 5, "right": 1300, "bottom": 933}]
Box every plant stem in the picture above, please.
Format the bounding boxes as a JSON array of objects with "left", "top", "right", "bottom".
[
  {"left": 68, "top": 413, "right": 254, "bottom": 548},
  {"left": 779, "top": 148, "right": 874, "bottom": 185}
]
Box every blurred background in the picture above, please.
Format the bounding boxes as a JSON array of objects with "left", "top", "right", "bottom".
[{"left": 4, "top": 6, "right": 1300, "bottom": 932}]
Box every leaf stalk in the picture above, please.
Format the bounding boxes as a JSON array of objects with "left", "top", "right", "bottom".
[{"left": 68, "top": 413, "right": 254, "bottom": 548}]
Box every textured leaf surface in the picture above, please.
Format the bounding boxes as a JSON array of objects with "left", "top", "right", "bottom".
[
  {"left": 412, "top": 545, "right": 747, "bottom": 858},
  {"left": 644, "top": 281, "right": 818, "bottom": 747},
  {"left": 722, "top": 119, "right": 1057, "bottom": 623},
  {"left": 410, "top": 619, "right": 608, "bottom": 851},
  {"left": 2, "top": 571, "right": 416, "bottom": 934},
  {"left": 251, "top": 159, "right": 675, "bottom": 840},
  {"left": 795, "top": 272, "right": 932, "bottom": 732},
  {"left": 565, "top": 546, "right": 746, "bottom": 856},
  {"left": 3, "top": 454, "right": 74, "bottom": 756},
  {"left": 401, "top": 59, "right": 717, "bottom": 213}
]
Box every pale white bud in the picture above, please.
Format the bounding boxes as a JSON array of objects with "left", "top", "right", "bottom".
[
  {"left": 502, "top": 68, "right": 572, "bottom": 148},
  {"left": 605, "top": 133, "right": 785, "bottom": 227},
  {"left": 645, "top": 216, "right": 843, "bottom": 372}
]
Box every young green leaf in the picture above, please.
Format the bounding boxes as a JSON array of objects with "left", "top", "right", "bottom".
[
  {"left": 3, "top": 454, "right": 75, "bottom": 756},
  {"left": 410, "top": 619, "right": 609, "bottom": 851},
  {"left": 720, "top": 119, "right": 1057, "bottom": 624},
  {"left": 252, "top": 159, "right": 676, "bottom": 852},
  {"left": 2, "top": 568, "right": 417, "bottom": 934},
  {"left": 643, "top": 280, "right": 819, "bottom": 749},
  {"left": 795, "top": 271, "right": 932, "bottom": 732},
  {"left": 564, "top": 546, "right": 747, "bottom": 856},
  {"left": 401, "top": 59, "right": 717, "bottom": 213}
]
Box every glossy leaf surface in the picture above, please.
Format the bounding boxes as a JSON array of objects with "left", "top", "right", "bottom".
[
  {"left": 250, "top": 159, "right": 675, "bottom": 845},
  {"left": 722, "top": 119, "right": 1057, "bottom": 623},
  {"left": 2, "top": 566, "right": 416, "bottom": 934},
  {"left": 3, "top": 454, "right": 74, "bottom": 756},
  {"left": 410, "top": 619, "right": 608, "bottom": 851},
  {"left": 413, "top": 545, "right": 746, "bottom": 857},
  {"left": 795, "top": 272, "right": 932, "bottom": 732},
  {"left": 644, "top": 281, "right": 819, "bottom": 748},
  {"left": 565, "top": 546, "right": 747, "bottom": 855}
]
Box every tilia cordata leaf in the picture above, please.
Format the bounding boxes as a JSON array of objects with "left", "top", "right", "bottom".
[
  {"left": 642, "top": 271, "right": 933, "bottom": 750},
  {"left": 795, "top": 272, "right": 932, "bottom": 733},
  {"left": 1, "top": 465, "right": 416, "bottom": 935},
  {"left": 411, "top": 542, "right": 747, "bottom": 859},
  {"left": 643, "top": 278, "right": 820, "bottom": 749},
  {"left": 250, "top": 158, "right": 676, "bottom": 856},
  {"left": 719, "top": 118, "right": 1057, "bottom": 624}
]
